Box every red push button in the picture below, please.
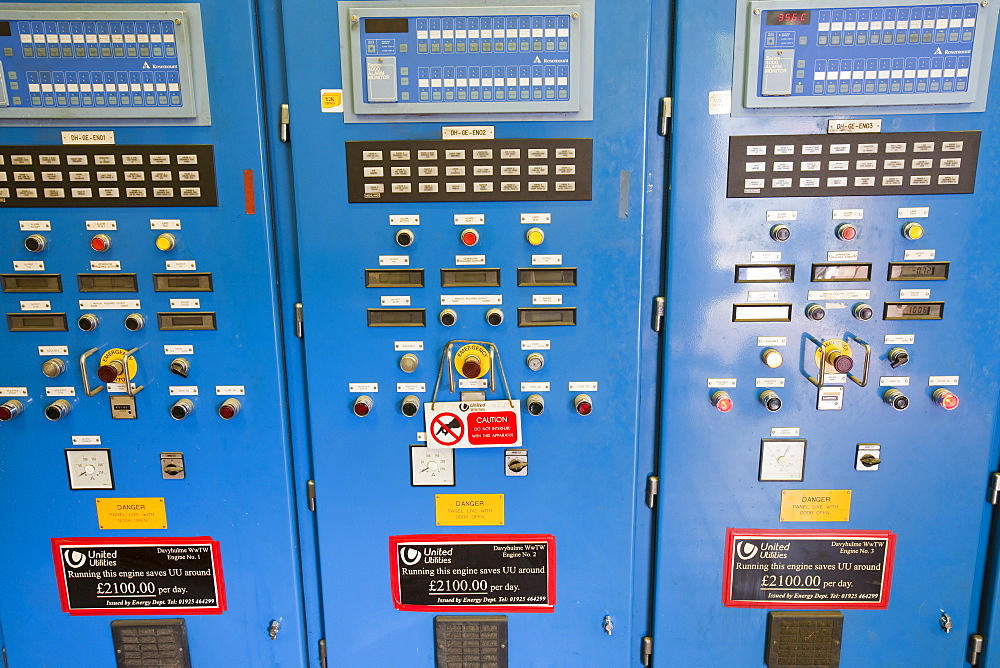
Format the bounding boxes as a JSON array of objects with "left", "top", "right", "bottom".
[
  {"left": 712, "top": 390, "right": 733, "bottom": 412},
  {"left": 836, "top": 223, "right": 858, "bottom": 241},
  {"left": 353, "top": 395, "right": 373, "bottom": 417},
  {"left": 574, "top": 393, "right": 593, "bottom": 416},
  {"left": 933, "top": 388, "right": 959, "bottom": 410},
  {"left": 461, "top": 228, "right": 480, "bottom": 246},
  {"left": 90, "top": 234, "right": 112, "bottom": 252},
  {"left": 218, "top": 398, "right": 242, "bottom": 420}
]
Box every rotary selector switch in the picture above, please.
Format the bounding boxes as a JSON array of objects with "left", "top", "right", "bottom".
[
  {"left": 169, "top": 358, "right": 190, "bottom": 378},
  {"left": 888, "top": 347, "right": 909, "bottom": 368}
]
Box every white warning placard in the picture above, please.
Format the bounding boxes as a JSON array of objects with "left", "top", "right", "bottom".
[{"left": 424, "top": 400, "right": 522, "bottom": 449}]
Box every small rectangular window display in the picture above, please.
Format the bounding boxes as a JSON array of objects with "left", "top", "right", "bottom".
[
  {"left": 887, "top": 261, "right": 949, "bottom": 281},
  {"left": 735, "top": 264, "right": 795, "bottom": 283},
  {"left": 811, "top": 263, "right": 872, "bottom": 282},
  {"left": 883, "top": 301, "right": 944, "bottom": 320}
]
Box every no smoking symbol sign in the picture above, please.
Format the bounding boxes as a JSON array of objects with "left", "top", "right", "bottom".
[{"left": 430, "top": 413, "right": 464, "bottom": 446}]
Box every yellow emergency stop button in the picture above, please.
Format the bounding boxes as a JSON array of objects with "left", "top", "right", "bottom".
[
  {"left": 902, "top": 222, "right": 924, "bottom": 240},
  {"left": 525, "top": 227, "right": 545, "bottom": 246},
  {"left": 155, "top": 233, "right": 177, "bottom": 251}
]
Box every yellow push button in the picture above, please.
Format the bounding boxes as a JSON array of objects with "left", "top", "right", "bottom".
[
  {"left": 526, "top": 227, "right": 545, "bottom": 246},
  {"left": 902, "top": 222, "right": 924, "bottom": 240},
  {"left": 155, "top": 233, "right": 177, "bottom": 251}
]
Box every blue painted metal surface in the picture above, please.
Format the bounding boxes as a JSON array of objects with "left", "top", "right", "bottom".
[
  {"left": 654, "top": 0, "right": 1000, "bottom": 664},
  {"left": 281, "top": 0, "right": 662, "bottom": 664},
  {"left": 0, "top": 1, "right": 306, "bottom": 665}
]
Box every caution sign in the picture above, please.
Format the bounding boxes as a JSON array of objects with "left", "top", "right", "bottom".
[
  {"left": 723, "top": 529, "right": 896, "bottom": 609},
  {"left": 51, "top": 536, "right": 226, "bottom": 615},
  {"left": 389, "top": 534, "right": 556, "bottom": 613},
  {"left": 424, "top": 400, "right": 522, "bottom": 448}
]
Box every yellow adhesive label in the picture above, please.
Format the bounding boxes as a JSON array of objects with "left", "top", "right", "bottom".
[
  {"left": 96, "top": 497, "right": 167, "bottom": 530},
  {"left": 454, "top": 343, "right": 491, "bottom": 379},
  {"left": 321, "top": 89, "right": 343, "bottom": 111},
  {"left": 435, "top": 493, "right": 504, "bottom": 526},
  {"left": 98, "top": 348, "right": 137, "bottom": 382},
  {"left": 780, "top": 489, "right": 851, "bottom": 522}
]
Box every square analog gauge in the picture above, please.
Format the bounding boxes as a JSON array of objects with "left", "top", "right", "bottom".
[{"left": 759, "top": 439, "right": 806, "bottom": 482}]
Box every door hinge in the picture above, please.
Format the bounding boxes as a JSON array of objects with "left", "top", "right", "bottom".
[
  {"left": 968, "top": 634, "right": 984, "bottom": 666},
  {"left": 645, "top": 476, "right": 659, "bottom": 509},
  {"left": 640, "top": 635, "right": 653, "bottom": 666},
  {"left": 294, "top": 303, "right": 304, "bottom": 339},
  {"left": 280, "top": 103, "right": 290, "bottom": 143},
  {"left": 307, "top": 479, "right": 316, "bottom": 512},
  {"left": 989, "top": 472, "right": 1000, "bottom": 504},
  {"left": 658, "top": 97, "right": 672, "bottom": 136},
  {"left": 651, "top": 296, "right": 665, "bottom": 332},
  {"left": 318, "top": 638, "right": 327, "bottom": 668}
]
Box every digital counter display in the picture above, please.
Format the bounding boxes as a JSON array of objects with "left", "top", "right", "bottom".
[
  {"left": 812, "top": 263, "right": 872, "bottom": 282},
  {"left": 765, "top": 10, "right": 811, "bottom": 25},
  {"left": 883, "top": 302, "right": 945, "bottom": 320},
  {"left": 887, "top": 262, "right": 950, "bottom": 281},
  {"left": 364, "top": 17, "right": 409, "bottom": 33}
]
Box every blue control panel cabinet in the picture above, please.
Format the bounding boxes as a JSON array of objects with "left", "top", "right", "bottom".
[
  {"left": 0, "top": 1, "right": 305, "bottom": 666},
  {"left": 282, "top": 0, "right": 660, "bottom": 665},
  {"left": 656, "top": 0, "right": 1000, "bottom": 665}
]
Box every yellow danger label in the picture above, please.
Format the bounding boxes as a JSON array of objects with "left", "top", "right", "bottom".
[
  {"left": 780, "top": 489, "right": 851, "bottom": 522},
  {"left": 96, "top": 497, "right": 167, "bottom": 530},
  {"left": 435, "top": 494, "right": 504, "bottom": 526},
  {"left": 98, "top": 348, "right": 137, "bottom": 382},
  {"left": 321, "top": 89, "right": 343, "bottom": 111}
]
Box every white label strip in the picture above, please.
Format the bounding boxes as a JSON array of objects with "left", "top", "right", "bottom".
[
  {"left": 757, "top": 336, "right": 787, "bottom": 346},
  {"left": 807, "top": 290, "right": 870, "bottom": 300},
  {"left": 381, "top": 296, "right": 411, "bottom": 306},
  {"left": 215, "top": 385, "right": 246, "bottom": 396},
  {"left": 770, "top": 427, "right": 800, "bottom": 437},
  {"left": 170, "top": 299, "right": 200, "bottom": 309},
  {"left": 520, "top": 213, "right": 551, "bottom": 224},
  {"left": 823, "top": 374, "right": 847, "bottom": 384},
  {"left": 0, "top": 387, "right": 28, "bottom": 396},
  {"left": 823, "top": 302, "right": 848, "bottom": 310},
  {"left": 150, "top": 219, "right": 182, "bottom": 230},
  {"left": 90, "top": 260, "right": 121, "bottom": 271},
  {"left": 106, "top": 383, "right": 136, "bottom": 393},
  {"left": 169, "top": 386, "right": 199, "bottom": 396},
  {"left": 20, "top": 300, "right": 51, "bottom": 311},
  {"left": 440, "top": 295, "right": 502, "bottom": 305},
  {"left": 885, "top": 334, "right": 915, "bottom": 345},
  {"left": 750, "top": 251, "right": 781, "bottom": 263},
  {"left": 828, "top": 118, "right": 882, "bottom": 133},
  {"left": 417, "top": 432, "right": 427, "bottom": 442},
  {"left": 707, "top": 378, "right": 737, "bottom": 388},
  {"left": 79, "top": 300, "right": 140, "bottom": 309},
  {"left": 454, "top": 214, "right": 485, "bottom": 225},
  {"left": 62, "top": 130, "right": 115, "bottom": 144},
  {"left": 166, "top": 260, "right": 197, "bottom": 271},
  {"left": 397, "top": 383, "right": 426, "bottom": 393},
  {"left": 532, "top": 294, "right": 563, "bottom": 305},
  {"left": 164, "top": 345, "right": 194, "bottom": 355},
  {"left": 522, "top": 340, "right": 550, "bottom": 350},
  {"left": 389, "top": 215, "right": 420, "bottom": 226},
  {"left": 833, "top": 209, "right": 864, "bottom": 220},
  {"left": 85, "top": 220, "right": 117, "bottom": 230},
  {"left": 766, "top": 210, "right": 797, "bottom": 221},
  {"left": 459, "top": 378, "right": 488, "bottom": 389},
  {"left": 569, "top": 381, "right": 598, "bottom": 391},
  {"left": 520, "top": 382, "right": 550, "bottom": 392},
  {"left": 531, "top": 254, "right": 562, "bottom": 265},
  {"left": 72, "top": 435, "right": 102, "bottom": 445},
  {"left": 747, "top": 291, "right": 779, "bottom": 302},
  {"left": 879, "top": 376, "right": 911, "bottom": 386},
  {"left": 828, "top": 251, "right": 859, "bottom": 261},
  {"left": 349, "top": 383, "right": 378, "bottom": 393},
  {"left": 13, "top": 261, "right": 44, "bottom": 271},
  {"left": 19, "top": 220, "right": 51, "bottom": 231},
  {"left": 756, "top": 378, "right": 785, "bottom": 388},
  {"left": 442, "top": 126, "right": 495, "bottom": 140},
  {"left": 39, "top": 345, "right": 69, "bottom": 355},
  {"left": 904, "top": 249, "right": 936, "bottom": 260},
  {"left": 898, "top": 207, "right": 930, "bottom": 218},
  {"left": 455, "top": 255, "right": 486, "bottom": 265},
  {"left": 899, "top": 289, "right": 931, "bottom": 300},
  {"left": 929, "top": 376, "right": 959, "bottom": 386},
  {"left": 395, "top": 341, "right": 424, "bottom": 351},
  {"left": 379, "top": 255, "right": 410, "bottom": 266},
  {"left": 47, "top": 387, "right": 77, "bottom": 397}
]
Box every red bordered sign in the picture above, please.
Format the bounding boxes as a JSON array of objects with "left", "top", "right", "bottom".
[
  {"left": 52, "top": 536, "right": 226, "bottom": 615},
  {"left": 724, "top": 528, "right": 896, "bottom": 609},
  {"left": 390, "top": 534, "right": 556, "bottom": 613}
]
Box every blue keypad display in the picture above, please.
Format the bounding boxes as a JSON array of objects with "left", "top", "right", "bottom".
[
  {"left": 752, "top": 3, "right": 984, "bottom": 104},
  {"left": 359, "top": 14, "right": 573, "bottom": 105},
  {"left": 1, "top": 18, "right": 184, "bottom": 111}
]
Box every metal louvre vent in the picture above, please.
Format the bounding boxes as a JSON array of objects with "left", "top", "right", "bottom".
[
  {"left": 435, "top": 615, "right": 508, "bottom": 668},
  {"left": 766, "top": 611, "right": 843, "bottom": 668}
]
